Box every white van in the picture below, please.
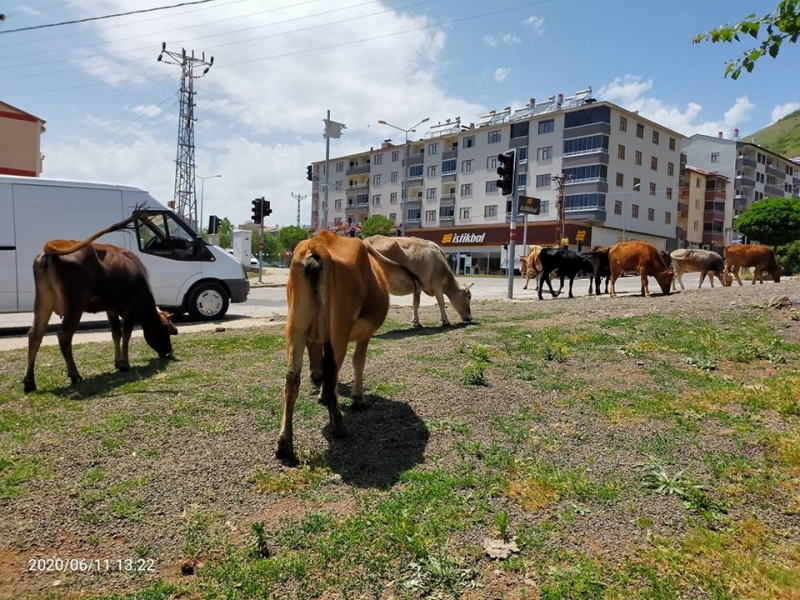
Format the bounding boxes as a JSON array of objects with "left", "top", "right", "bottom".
[{"left": 0, "top": 175, "right": 249, "bottom": 320}]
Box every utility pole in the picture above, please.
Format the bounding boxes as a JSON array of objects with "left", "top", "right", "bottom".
[
  {"left": 552, "top": 173, "right": 567, "bottom": 246},
  {"left": 322, "top": 112, "right": 346, "bottom": 231},
  {"left": 158, "top": 43, "right": 213, "bottom": 231},
  {"left": 291, "top": 192, "right": 307, "bottom": 227}
]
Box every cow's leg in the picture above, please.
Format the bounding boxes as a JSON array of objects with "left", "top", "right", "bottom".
[
  {"left": 609, "top": 271, "right": 619, "bottom": 297},
  {"left": 640, "top": 272, "right": 650, "bottom": 297},
  {"left": 522, "top": 270, "right": 530, "bottom": 290},
  {"left": 277, "top": 312, "right": 310, "bottom": 459},
  {"left": 350, "top": 339, "right": 369, "bottom": 408},
  {"left": 320, "top": 337, "right": 348, "bottom": 438},
  {"left": 538, "top": 267, "right": 556, "bottom": 300},
  {"left": 567, "top": 275, "right": 576, "bottom": 299},
  {"left": 57, "top": 312, "right": 84, "bottom": 387},
  {"left": 732, "top": 266, "right": 743, "bottom": 286},
  {"left": 603, "top": 276, "right": 609, "bottom": 295},
  {"left": 698, "top": 270, "right": 707, "bottom": 289},
  {"left": 108, "top": 312, "right": 125, "bottom": 370},
  {"left": 23, "top": 298, "right": 54, "bottom": 393},
  {"left": 434, "top": 289, "right": 451, "bottom": 326},
  {"left": 307, "top": 340, "right": 324, "bottom": 389},
  {"left": 116, "top": 315, "right": 135, "bottom": 372},
  {"left": 412, "top": 287, "right": 422, "bottom": 328}
]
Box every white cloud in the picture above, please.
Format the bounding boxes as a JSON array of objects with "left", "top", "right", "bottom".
[
  {"left": 598, "top": 74, "right": 755, "bottom": 137},
  {"left": 501, "top": 34, "right": 521, "bottom": 45},
  {"left": 483, "top": 35, "right": 498, "bottom": 48},
  {"left": 525, "top": 16, "right": 544, "bottom": 34},
  {"left": 12, "top": 5, "right": 40, "bottom": 16},
  {"left": 494, "top": 68, "right": 510, "bottom": 82},
  {"left": 484, "top": 33, "right": 520, "bottom": 47},
  {"left": 130, "top": 105, "right": 162, "bottom": 118},
  {"left": 771, "top": 102, "right": 800, "bottom": 123}
]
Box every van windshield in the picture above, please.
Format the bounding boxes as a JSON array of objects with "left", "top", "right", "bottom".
[{"left": 135, "top": 211, "right": 203, "bottom": 259}]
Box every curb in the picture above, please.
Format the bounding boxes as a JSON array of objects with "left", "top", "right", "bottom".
[{"left": 0, "top": 319, "right": 111, "bottom": 338}]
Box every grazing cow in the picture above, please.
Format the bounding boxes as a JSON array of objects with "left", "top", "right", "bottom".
[
  {"left": 584, "top": 246, "right": 611, "bottom": 295},
  {"left": 23, "top": 212, "right": 178, "bottom": 393},
  {"left": 608, "top": 241, "right": 674, "bottom": 297},
  {"left": 278, "top": 232, "right": 392, "bottom": 459},
  {"left": 670, "top": 248, "right": 732, "bottom": 290},
  {"left": 724, "top": 244, "right": 782, "bottom": 286},
  {"left": 537, "top": 247, "right": 594, "bottom": 300},
  {"left": 362, "top": 235, "right": 472, "bottom": 328}
]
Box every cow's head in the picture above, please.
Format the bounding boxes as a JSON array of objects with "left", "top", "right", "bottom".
[
  {"left": 656, "top": 270, "right": 675, "bottom": 295},
  {"left": 452, "top": 283, "right": 473, "bottom": 323},
  {"left": 771, "top": 264, "right": 783, "bottom": 283},
  {"left": 143, "top": 310, "right": 178, "bottom": 359},
  {"left": 721, "top": 271, "right": 734, "bottom": 287},
  {"left": 519, "top": 256, "right": 528, "bottom": 275}
]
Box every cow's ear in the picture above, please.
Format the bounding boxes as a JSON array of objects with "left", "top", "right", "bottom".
[{"left": 467, "top": 283, "right": 474, "bottom": 290}]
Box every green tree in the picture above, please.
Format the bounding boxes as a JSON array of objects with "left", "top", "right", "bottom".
[
  {"left": 218, "top": 217, "right": 233, "bottom": 249},
  {"left": 775, "top": 240, "right": 800, "bottom": 275},
  {"left": 278, "top": 225, "right": 309, "bottom": 253},
  {"left": 733, "top": 196, "right": 800, "bottom": 248},
  {"left": 694, "top": 0, "right": 800, "bottom": 79},
  {"left": 360, "top": 214, "right": 395, "bottom": 238},
  {"left": 251, "top": 231, "right": 283, "bottom": 261}
]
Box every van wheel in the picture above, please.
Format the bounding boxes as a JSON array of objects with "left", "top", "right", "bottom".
[{"left": 188, "top": 282, "right": 229, "bottom": 321}]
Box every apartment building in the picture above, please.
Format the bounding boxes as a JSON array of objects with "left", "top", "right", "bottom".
[
  {"left": 310, "top": 88, "right": 686, "bottom": 274},
  {"left": 677, "top": 166, "right": 729, "bottom": 253},
  {"left": 683, "top": 133, "right": 800, "bottom": 245},
  {"left": 0, "top": 101, "right": 46, "bottom": 177}
]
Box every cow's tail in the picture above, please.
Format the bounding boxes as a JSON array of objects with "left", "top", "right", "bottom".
[
  {"left": 42, "top": 203, "right": 147, "bottom": 256},
  {"left": 364, "top": 242, "right": 422, "bottom": 296},
  {"left": 299, "top": 246, "right": 337, "bottom": 398}
]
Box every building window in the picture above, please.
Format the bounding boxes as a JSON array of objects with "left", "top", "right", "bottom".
[
  {"left": 462, "top": 159, "right": 473, "bottom": 173},
  {"left": 648, "top": 207, "right": 655, "bottom": 221},
  {"left": 666, "top": 187, "right": 673, "bottom": 200},
  {"left": 614, "top": 200, "right": 622, "bottom": 215},
  {"left": 372, "top": 194, "right": 381, "bottom": 205},
  {"left": 693, "top": 220, "right": 699, "bottom": 231},
  {"left": 651, "top": 156, "right": 658, "bottom": 171},
  {"left": 374, "top": 154, "right": 383, "bottom": 165},
  {"left": 440, "top": 205, "right": 455, "bottom": 218},
  {"left": 391, "top": 151, "right": 399, "bottom": 162},
  {"left": 442, "top": 159, "right": 457, "bottom": 174},
  {"left": 563, "top": 134, "right": 609, "bottom": 156},
  {"left": 427, "top": 165, "right": 436, "bottom": 177},
  {"left": 460, "top": 183, "right": 473, "bottom": 196},
  {"left": 667, "top": 162, "right": 674, "bottom": 177},
  {"left": 486, "top": 155, "right": 498, "bottom": 169},
  {"left": 510, "top": 121, "right": 530, "bottom": 139},
  {"left": 635, "top": 150, "right": 642, "bottom": 166},
  {"left": 517, "top": 173, "right": 527, "bottom": 188},
  {"left": 696, "top": 177, "right": 701, "bottom": 188},
  {"left": 486, "top": 180, "right": 498, "bottom": 193},
  {"left": 407, "top": 207, "right": 421, "bottom": 221},
  {"left": 428, "top": 143, "right": 438, "bottom": 155},
  {"left": 389, "top": 212, "right": 396, "bottom": 222},
  {"left": 537, "top": 146, "right": 553, "bottom": 161},
  {"left": 425, "top": 209, "right": 436, "bottom": 222},
  {"left": 652, "top": 131, "right": 660, "bottom": 145},
  {"left": 619, "top": 116, "right": 627, "bottom": 132},
  {"left": 390, "top": 192, "right": 397, "bottom": 204},
  {"left": 616, "top": 172, "right": 624, "bottom": 187},
  {"left": 711, "top": 152, "right": 720, "bottom": 163},
  {"left": 409, "top": 165, "right": 423, "bottom": 178},
  {"left": 540, "top": 201, "right": 550, "bottom": 213},
  {"left": 488, "top": 130, "right": 501, "bottom": 144},
  {"left": 335, "top": 199, "right": 342, "bottom": 210},
  {"left": 536, "top": 173, "right": 551, "bottom": 187},
  {"left": 426, "top": 188, "right": 436, "bottom": 200},
  {"left": 695, "top": 198, "right": 700, "bottom": 209},
  {"left": 636, "top": 123, "right": 644, "bottom": 138},
  {"left": 650, "top": 182, "right": 657, "bottom": 195},
  {"left": 485, "top": 205, "right": 497, "bottom": 217},
  {"left": 518, "top": 147, "right": 528, "bottom": 162},
  {"left": 618, "top": 144, "right": 626, "bottom": 160},
  {"left": 538, "top": 119, "right": 555, "bottom": 134},
  {"left": 335, "top": 180, "right": 343, "bottom": 190},
  {"left": 463, "top": 135, "right": 475, "bottom": 149},
  {"left": 460, "top": 207, "right": 470, "bottom": 219},
  {"left": 665, "top": 211, "right": 671, "bottom": 224},
  {"left": 336, "top": 161, "right": 344, "bottom": 172},
  {"left": 373, "top": 174, "right": 382, "bottom": 185},
  {"left": 632, "top": 204, "right": 640, "bottom": 218},
  {"left": 563, "top": 164, "right": 608, "bottom": 183},
  {"left": 634, "top": 177, "right": 641, "bottom": 189},
  {"left": 564, "top": 193, "right": 606, "bottom": 211},
  {"left": 669, "top": 137, "right": 676, "bottom": 151},
  {"left": 390, "top": 171, "right": 398, "bottom": 183}
]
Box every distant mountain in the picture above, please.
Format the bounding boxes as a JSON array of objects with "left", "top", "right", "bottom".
[{"left": 742, "top": 110, "right": 800, "bottom": 160}]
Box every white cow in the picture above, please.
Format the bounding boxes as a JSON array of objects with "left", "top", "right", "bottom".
[
  {"left": 670, "top": 248, "right": 732, "bottom": 290},
  {"left": 362, "top": 235, "right": 473, "bottom": 328}
]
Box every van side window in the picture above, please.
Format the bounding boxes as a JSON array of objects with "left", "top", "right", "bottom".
[{"left": 136, "top": 211, "right": 199, "bottom": 258}]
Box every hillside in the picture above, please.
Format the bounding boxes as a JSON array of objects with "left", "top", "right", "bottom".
[{"left": 743, "top": 109, "right": 800, "bottom": 160}]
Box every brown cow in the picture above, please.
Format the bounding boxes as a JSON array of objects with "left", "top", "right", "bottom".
[
  {"left": 278, "top": 232, "right": 391, "bottom": 459},
  {"left": 23, "top": 212, "right": 177, "bottom": 393},
  {"left": 724, "top": 244, "right": 782, "bottom": 286},
  {"left": 362, "top": 235, "right": 471, "bottom": 328},
  {"left": 608, "top": 241, "right": 674, "bottom": 297},
  {"left": 670, "top": 248, "right": 732, "bottom": 290}
]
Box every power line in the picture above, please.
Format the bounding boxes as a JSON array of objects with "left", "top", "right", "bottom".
[{"left": 0, "top": 0, "right": 218, "bottom": 35}]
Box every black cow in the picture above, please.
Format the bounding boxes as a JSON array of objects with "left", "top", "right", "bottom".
[
  {"left": 583, "top": 246, "right": 611, "bottom": 295},
  {"left": 537, "top": 248, "right": 594, "bottom": 300}
]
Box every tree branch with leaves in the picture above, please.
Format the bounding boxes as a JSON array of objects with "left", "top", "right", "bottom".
[{"left": 694, "top": 0, "right": 800, "bottom": 79}]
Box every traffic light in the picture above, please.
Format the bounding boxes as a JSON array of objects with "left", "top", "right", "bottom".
[
  {"left": 306, "top": 165, "right": 313, "bottom": 181},
  {"left": 263, "top": 200, "right": 272, "bottom": 217},
  {"left": 208, "top": 215, "right": 221, "bottom": 235},
  {"left": 251, "top": 197, "right": 264, "bottom": 223},
  {"left": 496, "top": 150, "right": 516, "bottom": 196}
]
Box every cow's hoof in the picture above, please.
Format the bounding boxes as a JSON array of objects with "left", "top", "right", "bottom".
[
  {"left": 70, "top": 375, "right": 83, "bottom": 387},
  {"left": 23, "top": 380, "right": 36, "bottom": 394},
  {"left": 331, "top": 423, "right": 349, "bottom": 438},
  {"left": 351, "top": 395, "right": 367, "bottom": 409},
  {"left": 413, "top": 322, "right": 423, "bottom": 329},
  {"left": 441, "top": 321, "right": 451, "bottom": 327},
  {"left": 115, "top": 361, "right": 131, "bottom": 372},
  {"left": 310, "top": 371, "right": 323, "bottom": 389},
  {"left": 275, "top": 439, "right": 295, "bottom": 461}
]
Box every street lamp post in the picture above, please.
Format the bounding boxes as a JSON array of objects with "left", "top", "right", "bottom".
[
  {"left": 621, "top": 182, "right": 640, "bottom": 242},
  {"left": 377, "top": 117, "right": 430, "bottom": 236},
  {"left": 197, "top": 174, "right": 221, "bottom": 236}
]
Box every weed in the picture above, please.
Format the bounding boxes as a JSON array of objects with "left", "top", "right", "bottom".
[
  {"left": 542, "top": 343, "right": 568, "bottom": 363},
  {"left": 399, "top": 552, "right": 476, "bottom": 597},
  {"left": 249, "top": 521, "right": 270, "bottom": 559},
  {"left": 493, "top": 511, "right": 511, "bottom": 542},
  {"left": 640, "top": 461, "right": 704, "bottom": 498},
  {"left": 685, "top": 357, "right": 717, "bottom": 371},
  {"left": 461, "top": 361, "right": 487, "bottom": 386},
  {"left": 469, "top": 343, "right": 491, "bottom": 363}
]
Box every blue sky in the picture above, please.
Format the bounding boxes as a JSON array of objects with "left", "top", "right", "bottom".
[{"left": 1, "top": 0, "right": 797, "bottom": 228}]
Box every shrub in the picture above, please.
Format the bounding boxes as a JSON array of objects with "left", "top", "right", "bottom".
[
  {"left": 461, "top": 361, "right": 487, "bottom": 386},
  {"left": 775, "top": 240, "right": 800, "bottom": 276}
]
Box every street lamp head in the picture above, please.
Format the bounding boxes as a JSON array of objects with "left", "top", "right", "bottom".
[{"left": 377, "top": 120, "right": 387, "bottom": 125}]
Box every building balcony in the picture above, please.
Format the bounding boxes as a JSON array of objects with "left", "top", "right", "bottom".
[
  {"left": 565, "top": 176, "right": 607, "bottom": 185},
  {"left": 735, "top": 175, "right": 755, "bottom": 187},
  {"left": 564, "top": 205, "right": 606, "bottom": 223},
  {"left": 765, "top": 184, "right": 784, "bottom": 197},
  {"left": 677, "top": 201, "right": 689, "bottom": 216},
  {"left": 733, "top": 197, "right": 749, "bottom": 212},
  {"left": 766, "top": 164, "right": 784, "bottom": 179},
  {"left": 676, "top": 226, "right": 687, "bottom": 240},
  {"left": 736, "top": 155, "right": 757, "bottom": 169},
  {"left": 702, "top": 231, "right": 725, "bottom": 245},
  {"left": 345, "top": 184, "right": 369, "bottom": 194},
  {"left": 345, "top": 202, "right": 369, "bottom": 213},
  {"left": 704, "top": 189, "right": 725, "bottom": 201},
  {"left": 439, "top": 215, "right": 455, "bottom": 225},
  {"left": 345, "top": 164, "right": 370, "bottom": 176},
  {"left": 442, "top": 149, "right": 458, "bottom": 160},
  {"left": 440, "top": 194, "right": 456, "bottom": 206},
  {"left": 406, "top": 154, "right": 424, "bottom": 167},
  {"left": 441, "top": 172, "right": 457, "bottom": 183}
]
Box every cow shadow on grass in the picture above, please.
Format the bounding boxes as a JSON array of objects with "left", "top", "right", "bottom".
[
  {"left": 49, "top": 357, "right": 173, "bottom": 398},
  {"left": 375, "top": 321, "right": 474, "bottom": 341},
  {"left": 321, "top": 386, "right": 429, "bottom": 488}
]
